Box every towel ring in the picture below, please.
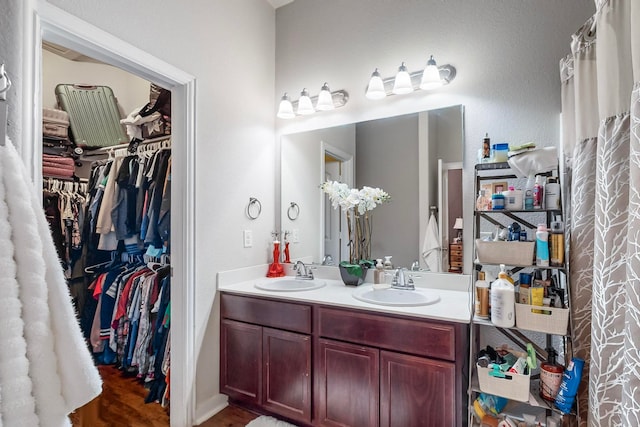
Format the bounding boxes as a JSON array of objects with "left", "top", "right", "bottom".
[
  {"left": 287, "top": 202, "right": 300, "bottom": 221},
  {"left": 246, "top": 197, "right": 262, "bottom": 220}
]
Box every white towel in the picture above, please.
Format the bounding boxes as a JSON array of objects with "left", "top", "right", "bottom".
[
  {"left": 1, "top": 137, "right": 102, "bottom": 426},
  {"left": 421, "top": 213, "right": 441, "bottom": 272},
  {"left": 507, "top": 146, "right": 558, "bottom": 178}
]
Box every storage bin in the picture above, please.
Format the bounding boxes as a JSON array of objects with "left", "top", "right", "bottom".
[
  {"left": 475, "top": 240, "right": 535, "bottom": 265},
  {"left": 515, "top": 303, "right": 569, "bottom": 335},
  {"left": 477, "top": 364, "right": 530, "bottom": 402}
]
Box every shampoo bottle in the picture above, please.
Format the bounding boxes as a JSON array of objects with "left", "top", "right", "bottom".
[
  {"left": 536, "top": 224, "right": 550, "bottom": 267},
  {"left": 490, "top": 264, "right": 515, "bottom": 328}
]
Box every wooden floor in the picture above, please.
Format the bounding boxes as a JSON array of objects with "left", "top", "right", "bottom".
[{"left": 71, "top": 365, "right": 258, "bottom": 427}]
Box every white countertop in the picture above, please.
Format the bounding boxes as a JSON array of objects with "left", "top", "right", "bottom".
[{"left": 217, "top": 264, "right": 473, "bottom": 324}]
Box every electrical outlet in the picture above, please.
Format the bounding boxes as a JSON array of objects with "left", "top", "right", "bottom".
[
  {"left": 292, "top": 228, "right": 299, "bottom": 243},
  {"left": 243, "top": 230, "right": 253, "bottom": 248}
]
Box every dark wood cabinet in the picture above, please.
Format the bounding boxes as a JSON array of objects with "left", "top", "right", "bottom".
[
  {"left": 380, "top": 351, "right": 455, "bottom": 427},
  {"left": 220, "top": 294, "right": 312, "bottom": 425},
  {"left": 220, "top": 319, "right": 262, "bottom": 404},
  {"left": 316, "top": 338, "right": 379, "bottom": 427},
  {"left": 263, "top": 327, "right": 312, "bottom": 423},
  {"left": 220, "top": 293, "right": 468, "bottom": 427},
  {"left": 449, "top": 242, "right": 463, "bottom": 273}
]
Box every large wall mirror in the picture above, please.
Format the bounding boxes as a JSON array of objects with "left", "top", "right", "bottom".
[{"left": 281, "top": 105, "right": 464, "bottom": 273}]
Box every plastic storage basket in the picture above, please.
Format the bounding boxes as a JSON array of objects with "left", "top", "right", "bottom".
[
  {"left": 475, "top": 240, "right": 535, "bottom": 266},
  {"left": 477, "top": 364, "right": 530, "bottom": 402},
  {"left": 515, "top": 303, "right": 570, "bottom": 335}
]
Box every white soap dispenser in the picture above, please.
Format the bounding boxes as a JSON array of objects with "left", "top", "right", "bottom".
[{"left": 373, "top": 259, "right": 388, "bottom": 289}]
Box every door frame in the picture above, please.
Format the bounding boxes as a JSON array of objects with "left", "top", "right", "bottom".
[{"left": 23, "top": 2, "right": 197, "bottom": 426}]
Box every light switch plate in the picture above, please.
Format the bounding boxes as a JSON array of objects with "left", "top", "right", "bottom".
[{"left": 243, "top": 230, "right": 253, "bottom": 248}]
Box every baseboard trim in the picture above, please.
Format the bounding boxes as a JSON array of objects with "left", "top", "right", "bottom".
[{"left": 194, "top": 393, "right": 228, "bottom": 425}]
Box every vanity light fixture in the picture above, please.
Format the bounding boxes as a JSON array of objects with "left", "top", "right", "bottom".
[
  {"left": 277, "top": 84, "right": 349, "bottom": 119},
  {"left": 277, "top": 93, "right": 295, "bottom": 119},
  {"left": 297, "top": 88, "right": 315, "bottom": 115},
  {"left": 365, "top": 69, "right": 386, "bottom": 100},
  {"left": 392, "top": 62, "right": 414, "bottom": 95},
  {"left": 316, "top": 83, "right": 335, "bottom": 111},
  {"left": 365, "top": 55, "right": 456, "bottom": 100}
]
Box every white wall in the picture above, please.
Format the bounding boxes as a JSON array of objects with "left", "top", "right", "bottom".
[{"left": 274, "top": 0, "right": 595, "bottom": 266}]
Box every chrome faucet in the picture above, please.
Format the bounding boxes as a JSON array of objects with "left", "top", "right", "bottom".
[
  {"left": 322, "top": 254, "right": 334, "bottom": 266},
  {"left": 391, "top": 268, "right": 415, "bottom": 290},
  {"left": 294, "top": 260, "right": 314, "bottom": 280}
]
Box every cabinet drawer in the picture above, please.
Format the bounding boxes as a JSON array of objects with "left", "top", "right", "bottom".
[
  {"left": 449, "top": 261, "right": 463, "bottom": 268},
  {"left": 317, "top": 306, "right": 456, "bottom": 361},
  {"left": 221, "top": 293, "right": 312, "bottom": 334},
  {"left": 450, "top": 250, "right": 463, "bottom": 257}
]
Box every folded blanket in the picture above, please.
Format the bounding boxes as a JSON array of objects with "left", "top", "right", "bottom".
[
  {"left": 42, "top": 160, "right": 75, "bottom": 171},
  {"left": 43, "top": 166, "right": 74, "bottom": 178},
  {"left": 42, "top": 154, "right": 75, "bottom": 167}
]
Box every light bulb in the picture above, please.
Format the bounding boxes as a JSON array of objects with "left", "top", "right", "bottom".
[
  {"left": 392, "top": 62, "right": 413, "bottom": 95},
  {"left": 365, "top": 69, "right": 387, "bottom": 100},
  {"left": 316, "top": 83, "right": 335, "bottom": 111},
  {"left": 277, "top": 93, "right": 295, "bottom": 119},
  {"left": 297, "top": 88, "right": 315, "bottom": 115},
  {"left": 420, "top": 55, "right": 443, "bottom": 90}
]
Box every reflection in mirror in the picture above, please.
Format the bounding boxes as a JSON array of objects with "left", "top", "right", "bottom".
[{"left": 280, "top": 105, "right": 464, "bottom": 273}]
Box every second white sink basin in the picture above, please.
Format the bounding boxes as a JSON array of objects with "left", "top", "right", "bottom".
[
  {"left": 255, "top": 278, "right": 326, "bottom": 292},
  {"left": 352, "top": 286, "right": 440, "bottom": 307}
]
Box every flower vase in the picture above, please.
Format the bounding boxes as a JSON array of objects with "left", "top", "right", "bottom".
[
  {"left": 339, "top": 264, "right": 369, "bottom": 287},
  {"left": 267, "top": 241, "right": 285, "bottom": 277}
]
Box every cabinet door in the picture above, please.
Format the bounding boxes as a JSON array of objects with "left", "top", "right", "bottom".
[
  {"left": 380, "top": 351, "right": 456, "bottom": 427},
  {"left": 220, "top": 319, "right": 262, "bottom": 405},
  {"left": 263, "top": 327, "right": 312, "bottom": 424},
  {"left": 316, "top": 338, "right": 379, "bottom": 427}
]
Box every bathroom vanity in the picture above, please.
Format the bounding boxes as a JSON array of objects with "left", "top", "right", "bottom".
[{"left": 218, "top": 271, "right": 471, "bottom": 427}]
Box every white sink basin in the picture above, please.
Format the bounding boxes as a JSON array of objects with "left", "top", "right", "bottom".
[
  {"left": 352, "top": 286, "right": 440, "bottom": 307},
  {"left": 255, "top": 278, "right": 326, "bottom": 292}
]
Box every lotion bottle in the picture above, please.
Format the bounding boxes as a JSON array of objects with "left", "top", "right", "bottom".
[{"left": 490, "top": 264, "right": 515, "bottom": 328}]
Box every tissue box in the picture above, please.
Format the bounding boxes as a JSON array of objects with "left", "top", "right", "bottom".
[{"left": 475, "top": 240, "right": 535, "bottom": 266}]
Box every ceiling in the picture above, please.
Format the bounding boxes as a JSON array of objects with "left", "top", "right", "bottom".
[{"left": 266, "top": 0, "right": 295, "bottom": 9}]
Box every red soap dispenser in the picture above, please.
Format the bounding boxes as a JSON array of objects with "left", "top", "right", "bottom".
[
  {"left": 267, "top": 237, "right": 285, "bottom": 278},
  {"left": 283, "top": 231, "right": 291, "bottom": 264}
]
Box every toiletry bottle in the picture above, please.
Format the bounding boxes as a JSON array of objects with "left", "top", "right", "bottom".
[
  {"left": 491, "top": 192, "right": 505, "bottom": 210},
  {"left": 554, "top": 357, "right": 585, "bottom": 414},
  {"left": 490, "top": 264, "right": 515, "bottom": 328},
  {"left": 540, "top": 348, "right": 565, "bottom": 402},
  {"left": 550, "top": 218, "right": 564, "bottom": 267},
  {"left": 374, "top": 259, "right": 386, "bottom": 285},
  {"left": 536, "top": 224, "right": 550, "bottom": 267},
  {"left": 482, "top": 133, "right": 491, "bottom": 161},
  {"left": 383, "top": 256, "right": 393, "bottom": 269},
  {"left": 533, "top": 175, "right": 544, "bottom": 209},
  {"left": 524, "top": 175, "right": 535, "bottom": 210},
  {"left": 475, "top": 271, "right": 490, "bottom": 319},
  {"left": 545, "top": 177, "right": 561, "bottom": 210},
  {"left": 476, "top": 190, "right": 489, "bottom": 211}
]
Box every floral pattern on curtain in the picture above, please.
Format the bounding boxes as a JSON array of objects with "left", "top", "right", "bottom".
[{"left": 561, "top": 0, "right": 640, "bottom": 425}]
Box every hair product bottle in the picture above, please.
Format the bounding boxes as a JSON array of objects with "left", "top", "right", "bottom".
[
  {"left": 550, "top": 218, "right": 564, "bottom": 267},
  {"left": 533, "top": 175, "right": 544, "bottom": 209}
]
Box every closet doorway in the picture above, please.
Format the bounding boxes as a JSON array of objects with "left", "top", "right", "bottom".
[{"left": 26, "top": 4, "right": 196, "bottom": 427}]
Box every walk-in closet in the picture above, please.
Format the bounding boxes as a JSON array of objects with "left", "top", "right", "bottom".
[{"left": 41, "top": 41, "right": 172, "bottom": 426}]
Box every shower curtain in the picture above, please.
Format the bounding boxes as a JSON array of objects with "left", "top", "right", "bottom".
[{"left": 560, "top": 1, "right": 640, "bottom": 426}]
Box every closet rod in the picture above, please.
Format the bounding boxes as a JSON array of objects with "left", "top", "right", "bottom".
[{"left": 0, "top": 63, "right": 11, "bottom": 147}]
